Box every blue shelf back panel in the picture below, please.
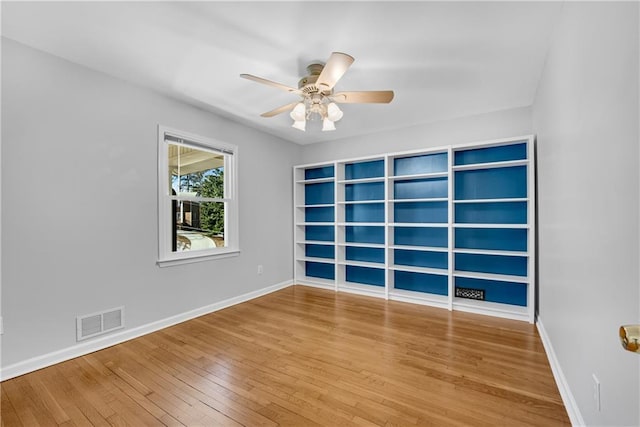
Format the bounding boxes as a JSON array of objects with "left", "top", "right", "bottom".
[
  {"left": 455, "top": 277, "right": 527, "bottom": 307},
  {"left": 394, "top": 201, "right": 448, "bottom": 223},
  {"left": 305, "top": 182, "right": 334, "bottom": 205},
  {"left": 394, "top": 177, "right": 448, "bottom": 199},
  {"left": 454, "top": 143, "right": 527, "bottom": 166},
  {"left": 394, "top": 249, "right": 448, "bottom": 269},
  {"left": 305, "top": 165, "right": 334, "bottom": 180},
  {"left": 394, "top": 270, "right": 448, "bottom": 295},
  {"left": 454, "top": 228, "right": 527, "bottom": 251},
  {"left": 346, "top": 226, "right": 385, "bottom": 244},
  {"left": 345, "top": 265, "right": 385, "bottom": 287},
  {"left": 346, "top": 246, "right": 385, "bottom": 264},
  {"left": 305, "top": 244, "right": 335, "bottom": 259},
  {"left": 455, "top": 253, "right": 528, "bottom": 277},
  {"left": 455, "top": 166, "right": 527, "bottom": 200},
  {"left": 305, "top": 206, "right": 335, "bottom": 223},
  {"left": 345, "top": 160, "right": 385, "bottom": 180},
  {"left": 394, "top": 152, "right": 448, "bottom": 176},
  {"left": 305, "top": 225, "right": 335, "bottom": 242},
  {"left": 345, "top": 182, "right": 385, "bottom": 201},
  {"left": 455, "top": 202, "right": 527, "bottom": 224},
  {"left": 346, "top": 203, "right": 385, "bottom": 223},
  {"left": 394, "top": 227, "right": 448, "bottom": 247},
  {"left": 306, "top": 261, "right": 335, "bottom": 280}
]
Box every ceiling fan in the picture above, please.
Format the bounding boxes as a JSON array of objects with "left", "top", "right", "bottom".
[{"left": 240, "top": 52, "right": 394, "bottom": 132}]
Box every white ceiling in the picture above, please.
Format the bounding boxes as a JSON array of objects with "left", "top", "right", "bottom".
[{"left": 2, "top": 1, "right": 562, "bottom": 145}]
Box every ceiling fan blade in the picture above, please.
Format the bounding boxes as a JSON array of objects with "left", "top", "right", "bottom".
[
  {"left": 316, "top": 52, "right": 355, "bottom": 91},
  {"left": 260, "top": 101, "right": 300, "bottom": 118},
  {"left": 332, "top": 91, "right": 395, "bottom": 104},
  {"left": 240, "top": 74, "right": 301, "bottom": 94}
]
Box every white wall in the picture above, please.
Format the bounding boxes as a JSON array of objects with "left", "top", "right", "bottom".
[
  {"left": 532, "top": 2, "right": 639, "bottom": 426},
  {"left": 300, "top": 106, "right": 532, "bottom": 164},
  {"left": 1, "top": 39, "right": 301, "bottom": 369}
]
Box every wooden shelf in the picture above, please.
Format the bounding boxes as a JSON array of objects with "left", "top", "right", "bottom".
[
  {"left": 338, "top": 177, "right": 385, "bottom": 184},
  {"left": 453, "top": 223, "right": 529, "bottom": 229},
  {"left": 296, "top": 177, "right": 335, "bottom": 184},
  {"left": 452, "top": 159, "right": 528, "bottom": 171},
  {"left": 338, "top": 260, "right": 385, "bottom": 269},
  {"left": 390, "top": 265, "right": 449, "bottom": 276},
  {"left": 453, "top": 248, "right": 528, "bottom": 256},
  {"left": 294, "top": 136, "right": 535, "bottom": 323},
  {"left": 389, "top": 171, "right": 448, "bottom": 180},
  {"left": 296, "top": 256, "right": 335, "bottom": 264},
  {"left": 389, "top": 245, "right": 448, "bottom": 252},
  {"left": 453, "top": 198, "right": 528, "bottom": 204},
  {"left": 390, "top": 198, "right": 449, "bottom": 203},
  {"left": 453, "top": 270, "right": 529, "bottom": 283}
]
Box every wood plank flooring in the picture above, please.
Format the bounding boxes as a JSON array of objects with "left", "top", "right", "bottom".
[{"left": 1, "top": 286, "right": 570, "bottom": 426}]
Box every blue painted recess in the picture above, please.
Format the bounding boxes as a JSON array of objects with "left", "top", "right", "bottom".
[
  {"left": 394, "top": 249, "right": 447, "bottom": 269},
  {"left": 394, "top": 177, "right": 448, "bottom": 199},
  {"left": 346, "top": 246, "right": 385, "bottom": 264},
  {"left": 454, "top": 143, "right": 527, "bottom": 166},
  {"left": 305, "top": 244, "right": 335, "bottom": 259},
  {"left": 455, "top": 202, "right": 527, "bottom": 224},
  {"left": 455, "top": 166, "right": 527, "bottom": 200},
  {"left": 305, "top": 225, "right": 335, "bottom": 242},
  {"left": 346, "top": 226, "right": 385, "bottom": 244},
  {"left": 345, "top": 265, "right": 385, "bottom": 287},
  {"left": 345, "top": 182, "right": 384, "bottom": 201},
  {"left": 394, "top": 270, "right": 448, "bottom": 295},
  {"left": 394, "top": 201, "right": 447, "bottom": 223},
  {"left": 394, "top": 227, "right": 448, "bottom": 247},
  {"left": 306, "top": 261, "right": 335, "bottom": 280},
  {"left": 346, "top": 203, "right": 384, "bottom": 223},
  {"left": 345, "top": 159, "right": 384, "bottom": 180},
  {"left": 455, "top": 253, "right": 528, "bottom": 277},
  {"left": 455, "top": 277, "right": 527, "bottom": 306},
  {"left": 394, "top": 152, "right": 448, "bottom": 176},
  {"left": 305, "top": 182, "right": 334, "bottom": 205},
  {"left": 305, "top": 206, "right": 334, "bottom": 223},
  {"left": 454, "top": 228, "right": 527, "bottom": 252},
  {"left": 305, "top": 165, "right": 334, "bottom": 180}
]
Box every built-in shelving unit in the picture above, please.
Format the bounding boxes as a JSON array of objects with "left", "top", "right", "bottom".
[{"left": 293, "top": 135, "right": 535, "bottom": 322}]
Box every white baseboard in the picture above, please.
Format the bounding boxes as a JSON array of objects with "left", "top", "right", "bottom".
[
  {"left": 0, "top": 279, "right": 293, "bottom": 381},
  {"left": 536, "top": 317, "right": 584, "bottom": 426}
]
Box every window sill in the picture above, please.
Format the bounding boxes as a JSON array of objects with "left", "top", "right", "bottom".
[{"left": 157, "top": 249, "right": 241, "bottom": 267}]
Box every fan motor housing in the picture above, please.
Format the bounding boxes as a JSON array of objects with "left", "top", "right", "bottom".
[{"left": 298, "top": 63, "right": 329, "bottom": 95}]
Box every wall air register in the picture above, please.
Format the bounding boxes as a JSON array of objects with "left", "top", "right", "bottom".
[
  {"left": 455, "top": 287, "right": 485, "bottom": 301},
  {"left": 76, "top": 306, "right": 124, "bottom": 341}
]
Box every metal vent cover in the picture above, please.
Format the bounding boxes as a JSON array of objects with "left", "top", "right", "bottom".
[
  {"left": 455, "top": 287, "right": 485, "bottom": 301},
  {"left": 76, "top": 306, "right": 124, "bottom": 341}
]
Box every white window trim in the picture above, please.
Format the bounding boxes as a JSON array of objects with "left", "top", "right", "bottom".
[{"left": 157, "top": 125, "right": 240, "bottom": 267}]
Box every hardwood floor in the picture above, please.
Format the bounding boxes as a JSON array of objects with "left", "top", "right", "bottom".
[{"left": 1, "top": 286, "right": 570, "bottom": 426}]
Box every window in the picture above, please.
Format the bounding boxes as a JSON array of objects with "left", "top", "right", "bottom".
[{"left": 157, "top": 126, "right": 239, "bottom": 266}]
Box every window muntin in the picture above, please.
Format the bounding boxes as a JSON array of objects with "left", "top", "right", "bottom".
[{"left": 158, "top": 127, "right": 238, "bottom": 265}]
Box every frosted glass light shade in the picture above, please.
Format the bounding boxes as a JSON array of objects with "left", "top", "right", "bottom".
[
  {"left": 326, "top": 102, "right": 343, "bottom": 122},
  {"left": 290, "top": 103, "right": 306, "bottom": 121},
  {"left": 322, "top": 118, "right": 336, "bottom": 131},
  {"left": 292, "top": 120, "right": 306, "bottom": 131}
]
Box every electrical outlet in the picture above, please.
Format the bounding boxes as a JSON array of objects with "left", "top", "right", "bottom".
[
  {"left": 592, "top": 374, "right": 601, "bottom": 411},
  {"left": 257, "top": 265, "right": 263, "bottom": 275}
]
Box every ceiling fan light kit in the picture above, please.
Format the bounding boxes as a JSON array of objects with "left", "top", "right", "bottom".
[{"left": 241, "top": 52, "right": 394, "bottom": 132}]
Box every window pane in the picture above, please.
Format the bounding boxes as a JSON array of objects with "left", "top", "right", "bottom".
[
  {"left": 168, "top": 144, "right": 225, "bottom": 197},
  {"left": 173, "top": 201, "right": 225, "bottom": 252}
]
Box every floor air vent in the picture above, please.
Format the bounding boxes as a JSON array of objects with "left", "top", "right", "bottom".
[{"left": 76, "top": 306, "right": 124, "bottom": 341}]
